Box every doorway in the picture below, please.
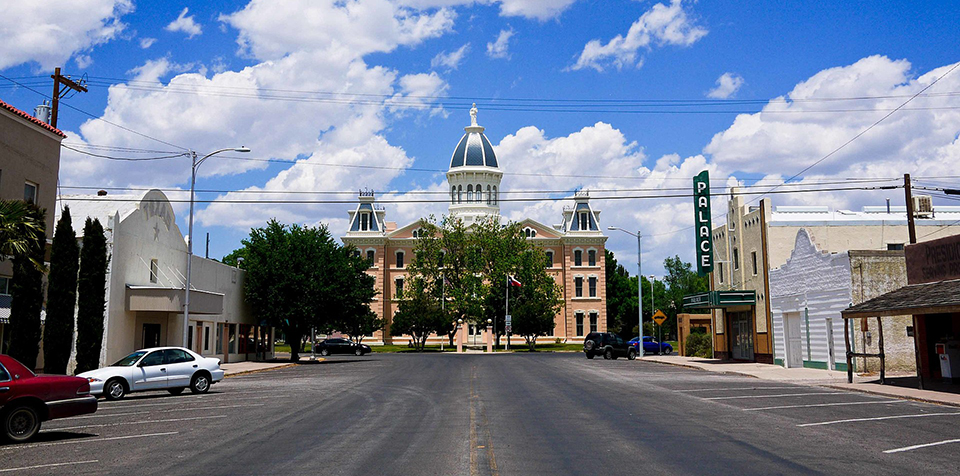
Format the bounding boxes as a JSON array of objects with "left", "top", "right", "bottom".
[
  {"left": 729, "top": 311, "right": 755, "bottom": 361},
  {"left": 142, "top": 323, "right": 161, "bottom": 348},
  {"left": 784, "top": 312, "right": 803, "bottom": 368}
]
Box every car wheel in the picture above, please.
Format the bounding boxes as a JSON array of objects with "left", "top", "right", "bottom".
[
  {"left": 628, "top": 349, "right": 637, "bottom": 360},
  {"left": 168, "top": 387, "right": 185, "bottom": 395},
  {"left": 319, "top": 348, "right": 330, "bottom": 357},
  {"left": 583, "top": 340, "right": 596, "bottom": 352},
  {"left": 104, "top": 378, "right": 127, "bottom": 401},
  {"left": 3, "top": 405, "right": 40, "bottom": 443},
  {"left": 603, "top": 348, "right": 613, "bottom": 360},
  {"left": 354, "top": 348, "right": 363, "bottom": 356},
  {"left": 585, "top": 352, "right": 595, "bottom": 359},
  {"left": 190, "top": 373, "right": 211, "bottom": 394}
]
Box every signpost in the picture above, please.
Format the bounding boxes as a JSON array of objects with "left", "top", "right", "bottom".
[
  {"left": 694, "top": 170, "right": 713, "bottom": 276},
  {"left": 653, "top": 310, "right": 667, "bottom": 355},
  {"left": 505, "top": 314, "right": 512, "bottom": 335}
]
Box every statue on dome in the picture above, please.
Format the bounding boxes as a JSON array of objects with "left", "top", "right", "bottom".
[{"left": 470, "top": 103, "right": 478, "bottom": 126}]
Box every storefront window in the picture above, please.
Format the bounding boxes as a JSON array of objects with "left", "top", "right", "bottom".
[{"left": 228, "top": 324, "right": 237, "bottom": 354}]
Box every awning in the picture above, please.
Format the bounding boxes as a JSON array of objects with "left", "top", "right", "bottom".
[
  {"left": 125, "top": 285, "right": 224, "bottom": 315},
  {"left": 841, "top": 278, "right": 960, "bottom": 319},
  {"left": 683, "top": 290, "right": 756, "bottom": 309}
]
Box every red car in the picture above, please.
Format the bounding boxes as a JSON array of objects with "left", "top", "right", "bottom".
[{"left": 1, "top": 354, "right": 98, "bottom": 442}]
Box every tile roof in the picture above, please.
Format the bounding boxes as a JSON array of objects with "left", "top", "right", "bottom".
[
  {"left": 842, "top": 278, "right": 960, "bottom": 318},
  {"left": 0, "top": 99, "right": 66, "bottom": 138}
]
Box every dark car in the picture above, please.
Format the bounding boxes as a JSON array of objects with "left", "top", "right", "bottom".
[
  {"left": 628, "top": 336, "right": 674, "bottom": 355},
  {"left": 583, "top": 332, "right": 637, "bottom": 360},
  {"left": 0, "top": 354, "right": 98, "bottom": 442},
  {"left": 315, "top": 338, "right": 371, "bottom": 356}
]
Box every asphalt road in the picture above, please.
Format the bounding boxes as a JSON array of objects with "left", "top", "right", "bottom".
[{"left": 4, "top": 353, "right": 960, "bottom": 475}]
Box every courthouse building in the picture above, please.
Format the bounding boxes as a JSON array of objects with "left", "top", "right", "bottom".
[{"left": 342, "top": 108, "right": 608, "bottom": 345}]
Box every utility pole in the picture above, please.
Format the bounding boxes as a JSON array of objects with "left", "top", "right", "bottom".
[
  {"left": 50, "top": 67, "right": 88, "bottom": 129},
  {"left": 904, "top": 174, "right": 916, "bottom": 244}
]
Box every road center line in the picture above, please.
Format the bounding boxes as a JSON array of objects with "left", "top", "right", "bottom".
[
  {"left": 0, "top": 460, "right": 98, "bottom": 472},
  {"left": 678, "top": 386, "right": 801, "bottom": 393},
  {"left": 744, "top": 400, "right": 905, "bottom": 411},
  {"left": 799, "top": 412, "right": 960, "bottom": 427},
  {"left": 884, "top": 438, "right": 960, "bottom": 454},
  {"left": 705, "top": 392, "right": 848, "bottom": 400},
  {"left": 0, "top": 431, "right": 178, "bottom": 450},
  {"left": 47, "top": 414, "right": 228, "bottom": 431}
]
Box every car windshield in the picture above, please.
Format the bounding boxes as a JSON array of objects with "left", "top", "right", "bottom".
[{"left": 112, "top": 351, "right": 148, "bottom": 367}]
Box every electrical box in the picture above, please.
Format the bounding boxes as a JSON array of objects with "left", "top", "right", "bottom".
[{"left": 936, "top": 340, "right": 960, "bottom": 380}]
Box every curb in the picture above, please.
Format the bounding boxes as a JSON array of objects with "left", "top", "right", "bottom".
[
  {"left": 224, "top": 362, "right": 307, "bottom": 378},
  {"left": 821, "top": 384, "right": 960, "bottom": 409},
  {"left": 639, "top": 357, "right": 761, "bottom": 379}
]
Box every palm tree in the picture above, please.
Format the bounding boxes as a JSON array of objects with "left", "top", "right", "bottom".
[{"left": 0, "top": 199, "right": 46, "bottom": 269}]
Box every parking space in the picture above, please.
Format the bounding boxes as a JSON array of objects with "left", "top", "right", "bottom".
[{"left": 662, "top": 374, "right": 960, "bottom": 457}]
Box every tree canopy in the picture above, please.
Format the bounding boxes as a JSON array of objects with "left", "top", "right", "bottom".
[
  {"left": 44, "top": 207, "right": 80, "bottom": 374},
  {"left": 75, "top": 218, "right": 109, "bottom": 374},
  {"left": 235, "top": 220, "right": 377, "bottom": 361}
]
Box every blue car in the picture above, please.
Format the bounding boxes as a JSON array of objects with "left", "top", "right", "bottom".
[{"left": 628, "top": 336, "right": 673, "bottom": 355}]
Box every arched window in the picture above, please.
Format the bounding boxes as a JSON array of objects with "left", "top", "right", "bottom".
[
  {"left": 588, "top": 249, "right": 597, "bottom": 267},
  {"left": 493, "top": 186, "right": 498, "bottom": 205},
  {"left": 396, "top": 251, "right": 405, "bottom": 268},
  {"left": 476, "top": 184, "right": 482, "bottom": 203},
  {"left": 451, "top": 186, "right": 455, "bottom": 204},
  {"left": 574, "top": 249, "right": 583, "bottom": 266},
  {"left": 467, "top": 184, "right": 473, "bottom": 202},
  {"left": 366, "top": 249, "right": 375, "bottom": 264},
  {"left": 523, "top": 227, "right": 536, "bottom": 238},
  {"left": 545, "top": 250, "right": 554, "bottom": 267},
  {"left": 486, "top": 185, "right": 492, "bottom": 204},
  {"left": 457, "top": 185, "right": 462, "bottom": 203}
]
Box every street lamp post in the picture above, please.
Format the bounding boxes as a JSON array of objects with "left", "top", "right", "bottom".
[
  {"left": 183, "top": 146, "right": 250, "bottom": 349},
  {"left": 649, "top": 275, "right": 659, "bottom": 355},
  {"left": 608, "top": 227, "right": 643, "bottom": 357}
]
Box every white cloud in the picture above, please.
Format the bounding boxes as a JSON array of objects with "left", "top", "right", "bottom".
[
  {"left": 707, "top": 72, "right": 744, "bottom": 99},
  {"left": 75, "top": 55, "right": 93, "bottom": 69},
  {"left": 140, "top": 37, "right": 157, "bottom": 49},
  {"left": 165, "top": 7, "right": 202, "bottom": 38},
  {"left": 431, "top": 43, "right": 470, "bottom": 70},
  {"left": 219, "top": 0, "right": 456, "bottom": 61},
  {"left": 570, "top": 0, "right": 706, "bottom": 72},
  {"left": 399, "top": 0, "right": 577, "bottom": 21},
  {"left": 0, "top": 0, "right": 132, "bottom": 70},
  {"left": 487, "top": 29, "right": 514, "bottom": 59}
]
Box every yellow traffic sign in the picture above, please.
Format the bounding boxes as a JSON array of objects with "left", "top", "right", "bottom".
[{"left": 652, "top": 310, "right": 667, "bottom": 326}]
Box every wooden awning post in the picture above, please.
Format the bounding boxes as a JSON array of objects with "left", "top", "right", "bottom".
[
  {"left": 844, "top": 317, "right": 853, "bottom": 383},
  {"left": 877, "top": 316, "right": 885, "bottom": 385},
  {"left": 912, "top": 315, "right": 924, "bottom": 390}
]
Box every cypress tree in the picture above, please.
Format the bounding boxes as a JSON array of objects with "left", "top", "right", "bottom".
[
  {"left": 7, "top": 207, "right": 46, "bottom": 370},
  {"left": 43, "top": 207, "right": 80, "bottom": 374},
  {"left": 75, "top": 218, "right": 109, "bottom": 373}
]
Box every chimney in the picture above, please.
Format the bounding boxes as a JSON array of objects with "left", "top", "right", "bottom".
[
  {"left": 97, "top": 190, "right": 107, "bottom": 196},
  {"left": 33, "top": 101, "right": 51, "bottom": 124}
]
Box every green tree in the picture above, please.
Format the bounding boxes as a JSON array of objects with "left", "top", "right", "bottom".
[
  {"left": 390, "top": 280, "right": 444, "bottom": 351},
  {"left": 605, "top": 249, "right": 638, "bottom": 337},
  {"left": 7, "top": 206, "right": 46, "bottom": 369},
  {"left": 43, "top": 207, "right": 80, "bottom": 374},
  {"left": 0, "top": 199, "right": 46, "bottom": 271},
  {"left": 660, "top": 255, "right": 709, "bottom": 339},
  {"left": 509, "top": 248, "right": 563, "bottom": 350},
  {"left": 75, "top": 218, "right": 109, "bottom": 373},
  {"left": 237, "top": 220, "right": 375, "bottom": 361}
]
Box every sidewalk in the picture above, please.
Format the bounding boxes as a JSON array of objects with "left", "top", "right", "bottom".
[
  {"left": 221, "top": 356, "right": 321, "bottom": 377},
  {"left": 642, "top": 355, "right": 960, "bottom": 407}
]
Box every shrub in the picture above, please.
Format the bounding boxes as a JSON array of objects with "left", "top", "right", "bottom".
[{"left": 685, "top": 332, "right": 713, "bottom": 358}]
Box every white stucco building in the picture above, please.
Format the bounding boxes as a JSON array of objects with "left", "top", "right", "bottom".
[{"left": 58, "top": 189, "right": 272, "bottom": 371}]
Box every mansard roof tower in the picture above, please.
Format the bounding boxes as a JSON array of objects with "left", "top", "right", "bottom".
[{"left": 446, "top": 104, "right": 502, "bottom": 224}]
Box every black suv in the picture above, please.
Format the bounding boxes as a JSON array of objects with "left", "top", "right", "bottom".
[{"left": 583, "top": 332, "right": 637, "bottom": 360}]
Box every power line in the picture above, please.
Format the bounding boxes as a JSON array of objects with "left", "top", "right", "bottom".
[{"left": 61, "top": 143, "right": 188, "bottom": 161}]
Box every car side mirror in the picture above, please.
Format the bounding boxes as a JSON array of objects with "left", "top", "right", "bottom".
[{"left": 13, "top": 374, "right": 20, "bottom": 380}]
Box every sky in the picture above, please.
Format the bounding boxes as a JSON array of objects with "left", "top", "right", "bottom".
[{"left": 1, "top": 0, "right": 959, "bottom": 277}]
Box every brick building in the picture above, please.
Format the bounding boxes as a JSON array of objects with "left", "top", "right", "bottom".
[{"left": 341, "top": 108, "right": 607, "bottom": 345}]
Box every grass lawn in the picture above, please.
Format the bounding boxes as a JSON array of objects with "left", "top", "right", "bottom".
[{"left": 274, "top": 343, "right": 312, "bottom": 354}]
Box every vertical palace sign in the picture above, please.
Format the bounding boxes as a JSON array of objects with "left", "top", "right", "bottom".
[{"left": 693, "top": 170, "right": 713, "bottom": 275}]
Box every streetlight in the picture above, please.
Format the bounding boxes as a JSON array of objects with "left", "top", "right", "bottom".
[
  {"left": 183, "top": 146, "right": 251, "bottom": 348},
  {"left": 608, "top": 226, "right": 643, "bottom": 357},
  {"left": 649, "top": 275, "right": 659, "bottom": 355}
]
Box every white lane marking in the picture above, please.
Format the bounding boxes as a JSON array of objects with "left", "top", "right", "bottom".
[
  {"left": 48, "top": 415, "right": 228, "bottom": 431},
  {"left": 0, "top": 431, "right": 178, "bottom": 450},
  {"left": 678, "top": 386, "right": 801, "bottom": 393},
  {"left": 60, "top": 403, "right": 263, "bottom": 421},
  {"left": 705, "top": 392, "right": 848, "bottom": 400},
  {"left": 799, "top": 412, "right": 960, "bottom": 427},
  {"left": 0, "top": 460, "right": 98, "bottom": 473},
  {"left": 60, "top": 411, "right": 141, "bottom": 421},
  {"left": 744, "top": 400, "right": 906, "bottom": 411},
  {"left": 884, "top": 438, "right": 960, "bottom": 454},
  {"left": 99, "top": 395, "right": 279, "bottom": 411}
]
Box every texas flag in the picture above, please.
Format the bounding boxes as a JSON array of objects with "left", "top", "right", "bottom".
[{"left": 508, "top": 276, "right": 522, "bottom": 287}]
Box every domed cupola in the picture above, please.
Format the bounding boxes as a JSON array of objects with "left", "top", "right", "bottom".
[{"left": 446, "top": 104, "right": 503, "bottom": 224}]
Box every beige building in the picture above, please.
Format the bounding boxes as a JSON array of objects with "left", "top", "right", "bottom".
[
  {"left": 0, "top": 99, "right": 65, "bottom": 352},
  {"left": 342, "top": 109, "right": 608, "bottom": 345},
  {"left": 57, "top": 189, "right": 272, "bottom": 371},
  {"left": 686, "top": 187, "right": 960, "bottom": 363}
]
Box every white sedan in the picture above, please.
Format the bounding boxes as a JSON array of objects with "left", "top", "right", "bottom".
[{"left": 78, "top": 347, "right": 225, "bottom": 400}]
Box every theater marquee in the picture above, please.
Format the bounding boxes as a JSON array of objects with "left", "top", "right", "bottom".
[{"left": 693, "top": 170, "right": 713, "bottom": 275}]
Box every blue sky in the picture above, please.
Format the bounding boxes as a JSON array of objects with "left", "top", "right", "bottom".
[{"left": 2, "top": 0, "right": 959, "bottom": 276}]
